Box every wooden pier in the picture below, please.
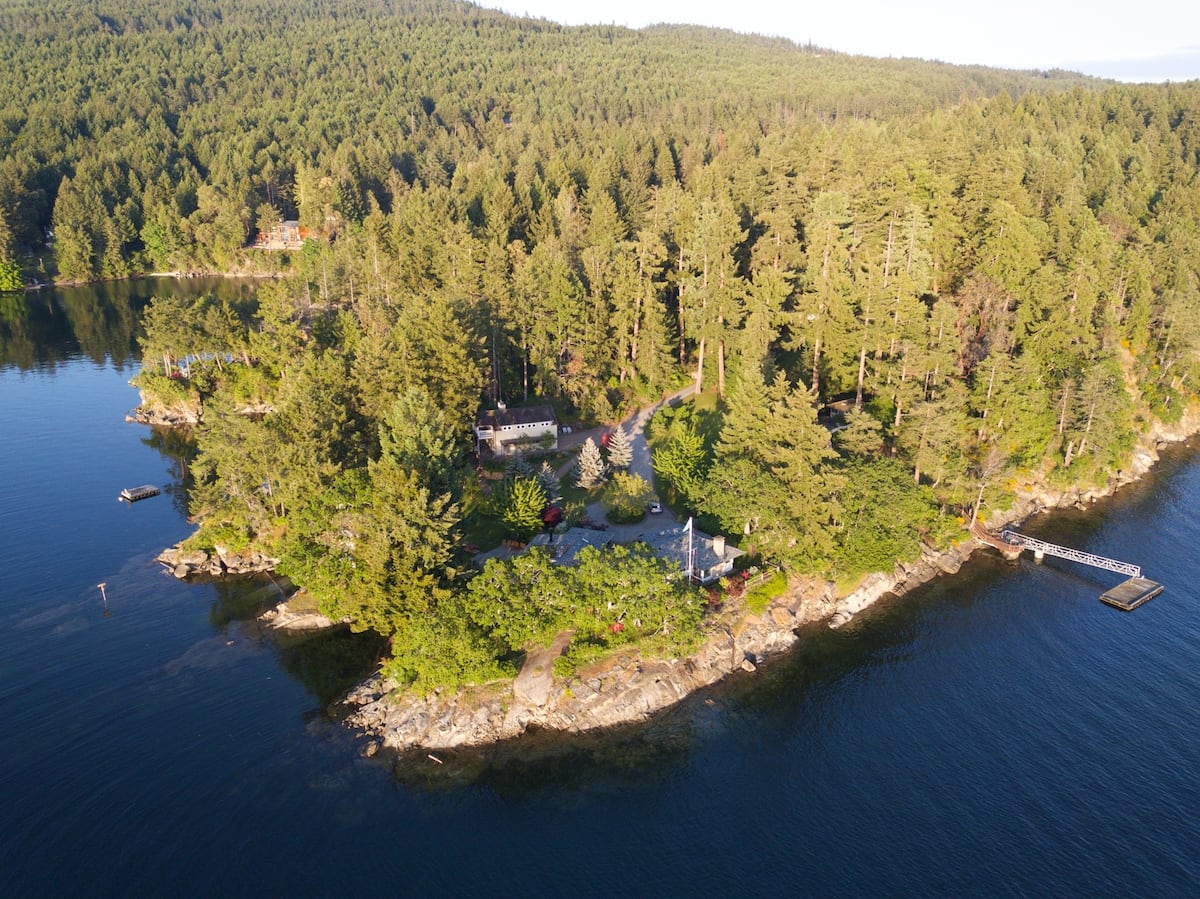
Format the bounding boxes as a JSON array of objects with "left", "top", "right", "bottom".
[
  {"left": 1100, "top": 577, "right": 1164, "bottom": 611},
  {"left": 974, "top": 526, "right": 1163, "bottom": 610},
  {"left": 119, "top": 484, "right": 160, "bottom": 502}
]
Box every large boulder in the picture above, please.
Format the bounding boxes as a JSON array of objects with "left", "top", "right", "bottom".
[{"left": 156, "top": 544, "right": 279, "bottom": 579}]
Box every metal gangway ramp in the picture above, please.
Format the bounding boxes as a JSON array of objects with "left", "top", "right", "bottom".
[{"left": 1000, "top": 530, "right": 1141, "bottom": 578}]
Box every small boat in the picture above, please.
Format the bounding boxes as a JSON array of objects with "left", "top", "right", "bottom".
[{"left": 119, "top": 484, "right": 161, "bottom": 502}]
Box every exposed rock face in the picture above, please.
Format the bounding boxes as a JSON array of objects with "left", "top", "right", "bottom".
[
  {"left": 126, "top": 405, "right": 199, "bottom": 427},
  {"left": 157, "top": 545, "right": 279, "bottom": 578},
  {"left": 127, "top": 399, "right": 274, "bottom": 428},
  {"left": 259, "top": 601, "right": 342, "bottom": 633},
  {"left": 828, "top": 541, "right": 972, "bottom": 629},
  {"left": 343, "top": 580, "right": 835, "bottom": 753}
]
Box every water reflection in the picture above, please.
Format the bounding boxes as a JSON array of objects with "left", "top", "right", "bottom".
[
  {"left": 385, "top": 709, "right": 700, "bottom": 798},
  {"left": 200, "top": 573, "right": 388, "bottom": 708},
  {"left": 278, "top": 629, "right": 389, "bottom": 707},
  {"left": 141, "top": 424, "right": 197, "bottom": 519},
  {"left": 0, "top": 277, "right": 258, "bottom": 371}
]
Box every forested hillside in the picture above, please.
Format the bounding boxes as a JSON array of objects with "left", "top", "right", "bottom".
[
  {"left": 7, "top": 0, "right": 1200, "bottom": 690},
  {"left": 0, "top": 0, "right": 1089, "bottom": 282}
]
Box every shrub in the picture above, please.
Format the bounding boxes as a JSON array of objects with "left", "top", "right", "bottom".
[{"left": 744, "top": 570, "right": 787, "bottom": 616}]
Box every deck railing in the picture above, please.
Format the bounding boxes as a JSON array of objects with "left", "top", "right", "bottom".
[{"left": 1000, "top": 530, "right": 1141, "bottom": 578}]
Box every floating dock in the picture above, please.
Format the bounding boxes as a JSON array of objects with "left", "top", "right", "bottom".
[
  {"left": 119, "top": 484, "right": 160, "bottom": 502},
  {"left": 1100, "top": 577, "right": 1164, "bottom": 611}
]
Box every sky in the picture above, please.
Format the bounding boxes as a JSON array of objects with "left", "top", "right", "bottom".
[{"left": 488, "top": 1, "right": 1200, "bottom": 83}]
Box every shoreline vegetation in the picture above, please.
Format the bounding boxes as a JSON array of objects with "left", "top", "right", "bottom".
[
  {"left": 4, "top": 2, "right": 1199, "bottom": 753},
  {"left": 143, "top": 386, "right": 1200, "bottom": 752},
  {"left": 334, "top": 405, "right": 1200, "bottom": 753}
]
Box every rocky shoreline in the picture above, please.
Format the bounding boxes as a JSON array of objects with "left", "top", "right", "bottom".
[
  {"left": 126, "top": 406, "right": 200, "bottom": 427},
  {"left": 342, "top": 404, "right": 1200, "bottom": 755},
  {"left": 144, "top": 394, "right": 1199, "bottom": 755},
  {"left": 157, "top": 545, "right": 279, "bottom": 578},
  {"left": 259, "top": 600, "right": 345, "bottom": 634}
]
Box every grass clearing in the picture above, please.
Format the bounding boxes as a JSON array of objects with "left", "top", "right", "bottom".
[{"left": 744, "top": 569, "right": 788, "bottom": 616}]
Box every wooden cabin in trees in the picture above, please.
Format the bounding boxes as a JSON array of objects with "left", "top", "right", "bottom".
[
  {"left": 253, "top": 220, "right": 308, "bottom": 250},
  {"left": 474, "top": 403, "right": 558, "bottom": 456}
]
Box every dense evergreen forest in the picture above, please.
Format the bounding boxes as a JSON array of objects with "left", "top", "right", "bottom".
[{"left": 6, "top": 0, "right": 1200, "bottom": 690}]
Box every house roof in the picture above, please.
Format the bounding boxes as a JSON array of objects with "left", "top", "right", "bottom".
[
  {"left": 476, "top": 404, "right": 557, "bottom": 428},
  {"left": 527, "top": 527, "right": 610, "bottom": 564},
  {"left": 528, "top": 524, "right": 744, "bottom": 582},
  {"left": 640, "top": 526, "right": 745, "bottom": 577}
]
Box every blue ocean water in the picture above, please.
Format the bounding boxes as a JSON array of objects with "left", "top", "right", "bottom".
[{"left": 1, "top": 283, "right": 1197, "bottom": 897}]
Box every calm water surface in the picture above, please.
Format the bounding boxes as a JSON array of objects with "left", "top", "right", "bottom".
[{"left": 1, "top": 283, "right": 1197, "bottom": 897}]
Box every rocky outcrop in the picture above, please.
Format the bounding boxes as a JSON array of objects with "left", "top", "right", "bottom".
[
  {"left": 126, "top": 404, "right": 199, "bottom": 427},
  {"left": 828, "top": 541, "right": 973, "bottom": 628},
  {"left": 343, "top": 580, "right": 835, "bottom": 752},
  {"left": 259, "top": 600, "right": 343, "bottom": 634},
  {"left": 157, "top": 544, "right": 279, "bottom": 578}
]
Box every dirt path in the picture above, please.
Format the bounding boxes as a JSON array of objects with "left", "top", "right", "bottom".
[
  {"left": 552, "top": 384, "right": 694, "bottom": 486},
  {"left": 512, "top": 629, "right": 574, "bottom": 706},
  {"left": 622, "top": 384, "right": 695, "bottom": 487}
]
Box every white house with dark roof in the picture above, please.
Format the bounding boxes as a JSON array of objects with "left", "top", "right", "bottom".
[
  {"left": 642, "top": 524, "right": 745, "bottom": 584},
  {"left": 474, "top": 402, "right": 558, "bottom": 455}
]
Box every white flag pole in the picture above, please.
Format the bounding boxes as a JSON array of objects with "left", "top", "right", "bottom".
[{"left": 684, "top": 516, "right": 694, "bottom": 580}]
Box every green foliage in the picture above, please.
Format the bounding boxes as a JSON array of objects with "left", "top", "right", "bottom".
[
  {"left": 494, "top": 476, "right": 549, "bottom": 541},
  {"left": 18, "top": 0, "right": 1200, "bottom": 690},
  {"left": 553, "top": 638, "right": 619, "bottom": 679},
  {"left": 276, "top": 462, "right": 460, "bottom": 635},
  {"left": 378, "top": 388, "right": 465, "bottom": 498},
  {"left": 702, "top": 372, "right": 843, "bottom": 573},
  {"left": 651, "top": 425, "right": 708, "bottom": 502},
  {"left": 504, "top": 456, "right": 533, "bottom": 479},
  {"left": 461, "top": 549, "right": 578, "bottom": 650},
  {"left": 129, "top": 370, "right": 200, "bottom": 416},
  {"left": 382, "top": 602, "right": 516, "bottom": 695},
  {"left": 835, "top": 409, "right": 885, "bottom": 458},
  {"left": 462, "top": 544, "right": 704, "bottom": 659},
  {"left": 604, "top": 471, "right": 652, "bottom": 524},
  {"left": 744, "top": 570, "right": 788, "bottom": 616},
  {"left": 0, "top": 259, "right": 21, "bottom": 292},
  {"left": 832, "top": 458, "right": 941, "bottom": 578},
  {"left": 182, "top": 521, "right": 254, "bottom": 555}
]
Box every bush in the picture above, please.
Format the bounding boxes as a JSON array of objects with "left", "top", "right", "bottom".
[
  {"left": 744, "top": 570, "right": 787, "bottom": 616},
  {"left": 553, "top": 637, "right": 619, "bottom": 678},
  {"left": 606, "top": 506, "right": 646, "bottom": 525},
  {"left": 131, "top": 370, "right": 201, "bottom": 414},
  {"left": 184, "top": 521, "right": 254, "bottom": 554},
  {"left": 603, "top": 471, "right": 652, "bottom": 523}
]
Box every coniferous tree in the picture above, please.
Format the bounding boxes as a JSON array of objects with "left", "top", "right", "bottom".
[
  {"left": 498, "top": 476, "right": 549, "bottom": 541},
  {"left": 575, "top": 437, "right": 607, "bottom": 489},
  {"left": 606, "top": 426, "right": 634, "bottom": 470},
  {"left": 535, "top": 461, "right": 563, "bottom": 501}
]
